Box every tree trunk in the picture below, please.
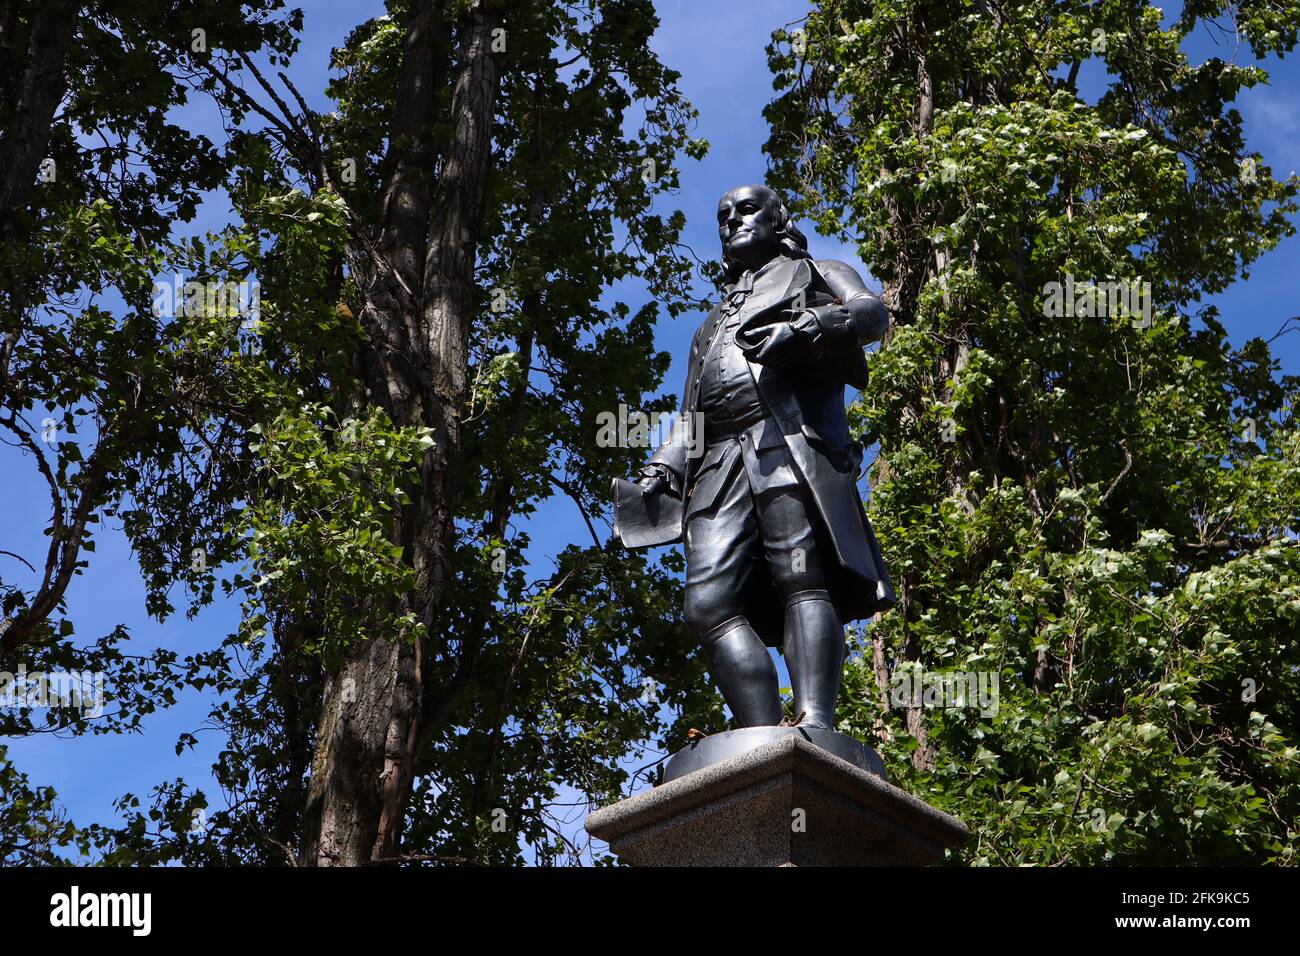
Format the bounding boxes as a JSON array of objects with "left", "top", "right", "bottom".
[
  {"left": 0, "top": 1, "right": 77, "bottom": 221},
  {"left": 299, "top": 0, "right": 500, "bottom": 866}
]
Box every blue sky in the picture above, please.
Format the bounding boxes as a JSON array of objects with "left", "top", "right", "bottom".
[{"left": 3, "top": 0, "right": 1298, "bottom": 857}]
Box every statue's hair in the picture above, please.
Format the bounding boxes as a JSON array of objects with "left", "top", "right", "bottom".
[{"left": 721, "top": 185, "right": 810, "bottom": 282}]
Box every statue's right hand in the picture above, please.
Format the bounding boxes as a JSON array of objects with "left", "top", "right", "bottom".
[
  {"left": 636, "top": 472, "right": 670, "bottom": 496},
  {"left": 636, "top": 463, "right": 676, "bottom": 497}
]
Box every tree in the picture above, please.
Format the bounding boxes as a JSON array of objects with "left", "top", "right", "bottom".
[
  {"left": 0, "top": 0, "right": 301, "bottom": 652},
  {"left": 0, "top": 0, "right": 305, "bottom": 857},
  {"left": 2, "top": 0, "right": 722, "bottom": 867},
  {"left": 29, "top": 0, "right": 721, "bottom": 867},
  {"left": 765, "top": 0, "right": 1300, "bottom": 863}
]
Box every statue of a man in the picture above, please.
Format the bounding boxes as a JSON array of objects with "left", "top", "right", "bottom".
[{"left": 621, "top": 184, "right": 896, "bottom": 731}]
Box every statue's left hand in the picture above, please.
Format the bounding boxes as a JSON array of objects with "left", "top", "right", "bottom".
[
  {"left": 741, "top": 320, "right": 807, "bottom": 368},
  {"left": 743, "top": 304, "right": 852, "bottom": 369}
]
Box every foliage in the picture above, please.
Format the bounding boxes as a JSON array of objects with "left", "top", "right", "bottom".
[
  {"left": 2, "top": 0, "right": 721, "bottom": 865},
  {"left": 767, "top": 0, "right": 1300, "bottom": 863}
]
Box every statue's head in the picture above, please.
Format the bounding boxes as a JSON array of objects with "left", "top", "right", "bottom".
[{"left": 717, "top": 184, "right": 809, "bottom": 281}]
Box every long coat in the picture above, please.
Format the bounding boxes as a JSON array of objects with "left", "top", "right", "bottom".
[{"left": 647, "top": 254, "right": 896, "bottom": 629}]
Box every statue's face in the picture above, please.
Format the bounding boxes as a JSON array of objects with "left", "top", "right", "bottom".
[{"left": 717, "top": 186, "right": 780, "bottom": 271}]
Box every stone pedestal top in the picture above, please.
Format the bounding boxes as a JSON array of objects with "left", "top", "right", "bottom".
[
  {"left": 586, "top": 732, "right": 970, "bottom": 866},
  {"left": 662, "top": 724, "right": 887, "bottom": 783}
]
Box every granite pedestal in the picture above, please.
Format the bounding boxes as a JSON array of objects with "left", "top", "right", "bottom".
[{"left": 585, "top": 728, "right": 969, "bottom": 866}]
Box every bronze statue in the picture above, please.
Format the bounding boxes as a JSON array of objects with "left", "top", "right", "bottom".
[{"left": 616, "top": 184, "right": 895, "bottom": 732}]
